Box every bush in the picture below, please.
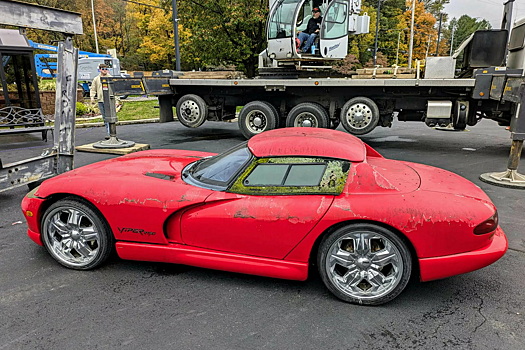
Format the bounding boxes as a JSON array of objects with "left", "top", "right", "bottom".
[
  {"left": 38, "top": 79, "right": 56, "bottom": 91},
  {"left": 76, "top": 102, "right": 88, "bottom": 116}
]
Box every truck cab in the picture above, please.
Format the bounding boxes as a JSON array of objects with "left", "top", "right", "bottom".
[{"left": 264, "top": 0, "right": 369, "bottom": 66}]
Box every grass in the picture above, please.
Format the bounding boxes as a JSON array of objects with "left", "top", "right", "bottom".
[{"left": 76, "top": 98, "right": 167, "bottom": 125}]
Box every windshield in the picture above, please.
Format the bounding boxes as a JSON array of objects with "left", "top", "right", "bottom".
[
  {"left": 185, "top": 143, "right": 252, "bottom": 189},
  {"left": 268, "top": 0, "right": 302, "bottom": 39}
]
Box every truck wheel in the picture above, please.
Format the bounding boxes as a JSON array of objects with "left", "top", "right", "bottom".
[
  {"left": 340, "top": 97, "right": 380, "bottom": 135},
  {"left": 238, "top": 101, "right": 278, "bottom": 139},
  {"left": 286, "top": 103, "right": 329, "bottom": 128},
  {"left": 453, "top": 101, "right": 467, "bottom": 130},
  {"left": 176, "top": 94, "right": 208, "bottom": 128},
  {"left": 317, "top": 223, "right": 412, "bottom": 305}
]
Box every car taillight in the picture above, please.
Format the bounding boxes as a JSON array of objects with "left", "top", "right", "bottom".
[{"left": 474, "top": 211, "right": 498, "bottom": 235}]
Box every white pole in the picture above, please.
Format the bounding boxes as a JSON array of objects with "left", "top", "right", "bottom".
[
  {"left": 408, "top": 0, "right": 415, "bottom": 69},
  {"left": 396, "top": 30, "right": 401, "bottom": 66},
  {"left": 91, "top": 0, "right": 100, "bottom": 54}
]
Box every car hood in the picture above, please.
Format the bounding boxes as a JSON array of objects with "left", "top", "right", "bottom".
[{"left": 35, "top": 149, "right": 216, "bottom": 198}]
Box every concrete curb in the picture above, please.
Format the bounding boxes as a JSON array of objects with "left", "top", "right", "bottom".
[{"left": 75, "top": 118, "right": 160, "bottom": 128}]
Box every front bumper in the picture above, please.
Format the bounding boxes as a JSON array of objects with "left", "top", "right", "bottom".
[
  {"left": 21, "top": 195, "right": 45, "bottom": 246},
  {"left": 419, "top": 227, "right": 508, "bottom": 281}
]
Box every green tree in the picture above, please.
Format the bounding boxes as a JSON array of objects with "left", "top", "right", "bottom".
[
  {"left": 422, "top": 0, "right": 449, "bottom": 18},
  {"left": 449, "top": 15, "right": 491, "bottom": 54},
  {"left": 179, "top": 0, "right": 268, "bottom": 77}
]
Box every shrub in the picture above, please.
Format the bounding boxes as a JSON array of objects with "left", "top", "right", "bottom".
[{"left": 76, "top": 102, "right": 88, "bottom": 116}]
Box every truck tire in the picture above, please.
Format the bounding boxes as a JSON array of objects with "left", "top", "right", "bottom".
[
  {"left": 340, "top": 97, "right": 380, "bottom": 135},
  {"left": 238, "top": 101, "right": 279, "bottom": 139},
  {"left": 286, "top": 103, "right": 329, "bottom": 129},
  {"left": 453, "top": 101, "right": 468, "bottom": 131},
  {"left": 176, "top": 94, "right": 208, "bottom": 128}
]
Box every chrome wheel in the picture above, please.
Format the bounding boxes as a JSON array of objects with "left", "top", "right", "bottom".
[
  {"left": 176, "top": 94, "right": 208, "bottom": 128},
  {"left": 318, "top": 224, "right": 411, "bottom": 305},
  {"left": 340, "top": 97, "right": 380, "bottom": 135},
  {"left": 42, "top": 199, "right": 113, "bottom": 270},
  {"left": 245, "top": 110, "right": 268, "bottom": 134},
  {"left": 293, "top": 112, "right": 318, "bottom": 127},
  {"left": 180, "top": 100, "right": 202, "bottom": 123},
  {"left": 343, "top": 103, "right": 373, "bottom": 130}
]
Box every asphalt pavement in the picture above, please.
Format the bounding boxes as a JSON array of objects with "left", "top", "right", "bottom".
[{"left": 0, "top": 119, "right": 523, "bottom": 349}]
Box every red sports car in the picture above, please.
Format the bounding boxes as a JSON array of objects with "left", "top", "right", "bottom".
[{"left": 21, "top": 128, "right": 507, "bottom": 305}]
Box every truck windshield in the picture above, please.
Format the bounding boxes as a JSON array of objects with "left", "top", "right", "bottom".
[
  {"left": 268, "top": 0, "right": 302, "bottom": 39},
  {"left": 185, "top": 143, "right": 252, "bottom": 189}
]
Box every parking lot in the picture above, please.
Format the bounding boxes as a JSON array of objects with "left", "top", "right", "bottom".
[{"left": 1, "top": 119, "right": 523, "bottom": 349}]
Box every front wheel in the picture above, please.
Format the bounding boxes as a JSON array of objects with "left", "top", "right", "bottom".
[
  {"left": 238, "top": 101, "right": 279, "bottom": 139},
  {"left": 176, "top": 94, "right": 208, "bottom": 128},
  {"left": 317, "top": 223, "right": 412, "bottom": 305},
  {"left": 41, "top": 198, "right": 114, "bottom": 270}
]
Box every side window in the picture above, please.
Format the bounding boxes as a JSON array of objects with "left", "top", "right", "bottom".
[
  {"left": 230, "top": 157, "right": 350, "bottom": 195},
  {"left": 322, "top": 2, "right": 348, "bottom": 40},
  {"left": 244, "top": 164, "right": 289, "bottom": 186}
]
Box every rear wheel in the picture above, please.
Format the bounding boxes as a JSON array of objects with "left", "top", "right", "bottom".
[
  {"left": 286, "top": 102, "right": 329, "bottom": 128},
  {"left": 176, "top": 94, "right": 208, "bottom": 128},
  {"left": 340, "top": 97, "right": 380, "bottom": 135},
  {"left": 238, "top": 101, "right": 279, "bottom": 139},
  {"left": 318, "top": 223, "right": 412, "bottom": 305},
  {"left": 41, "top": 198, "right": 114, "bottom": 270}
]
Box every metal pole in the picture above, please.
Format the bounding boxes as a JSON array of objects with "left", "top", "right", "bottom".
[
  {"left": 435, "top": 13, "right": 443, "bottom": 56},
  {"left": 408, "top": 0, "right": 415, "bottom": 69},
  {"left": 501, "top": 0, "right": 515, "bottom": 66},
  {"left": 373, "top": 0, "right": 381, "bottom": 66},
  {"left": 172, "top": 0, "right": 181, "bottom": 71},
  {"left": 480, "top": 83, "right": 525, "bottom": 188},
  {"left": 395, "top": 30, "right": 401, "bottom": 66},
  {"left": 93, "top": 77, "right": 135, "bottom": 149},
  {"left": 54, "top": 36, "right": 78, "bottom": 173},
  {"left": 501, "top": 0, "right": 515, "bottom": 31},
  {"left": 90, "top": 0, "right": 99, "bottom": 54},
  {"left": 449, "top": 24, "right": 455, "bottom": 56}
]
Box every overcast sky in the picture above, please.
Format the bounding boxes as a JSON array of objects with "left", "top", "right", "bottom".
[{"left": 444, "top": 0, "right": 525, "bottom": 27}]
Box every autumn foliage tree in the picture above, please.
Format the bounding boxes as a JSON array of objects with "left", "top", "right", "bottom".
[{"left": 10, "top": 0, "right": 493, "bottom": 75}]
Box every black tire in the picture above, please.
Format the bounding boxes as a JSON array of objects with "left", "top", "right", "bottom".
[
  {"left": 41, "top": 198, "right": 114, "bottom": 270},
  {"left": 317, "top": 223, "right": 412, "bottom": 305},
  {"left": 238, "top": 101, "right": 279, "bottom": 139},
  {"left": 329, "top": 118, "right": 341, "bottom": 130},
  {"left": 286, "top": 102, "right": 329, "bottom": 128},
  {"left": 453, "top": 101, "right": 467, "bottom": 131},
  {"left": 176, "top": 94, "right": 208, "bottom": 128},
  {"left": 340, "top": 97, "right": 380, "bottom": 135}
]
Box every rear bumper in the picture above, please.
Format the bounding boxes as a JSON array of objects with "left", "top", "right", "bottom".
[{"left": 419, "top": 227, "right": 508, "bottom": 281}]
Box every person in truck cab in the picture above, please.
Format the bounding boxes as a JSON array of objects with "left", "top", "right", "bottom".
[{"left": 297, "top": 7, "right": 322, "bottom": 54}]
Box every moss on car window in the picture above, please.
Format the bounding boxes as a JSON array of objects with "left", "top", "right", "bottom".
[{"left": 229, "top": 157, "right": 350, "bottom": 195}]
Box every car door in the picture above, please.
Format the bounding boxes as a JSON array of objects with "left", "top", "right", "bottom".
[
  {"left": 320, "top": 0, "right": 350, "bottom": 58},
  {"left": 180, "top": 157, "right": 349, "bottom": 259}
]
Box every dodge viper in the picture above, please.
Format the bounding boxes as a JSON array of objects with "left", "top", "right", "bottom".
[{"left": 21, "top": 128, "right": 507, "bottom": 305}]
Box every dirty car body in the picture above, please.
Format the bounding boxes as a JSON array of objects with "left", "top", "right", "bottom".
[{"left": 21, "top": 128, "right": 507, "bottom": 305}]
